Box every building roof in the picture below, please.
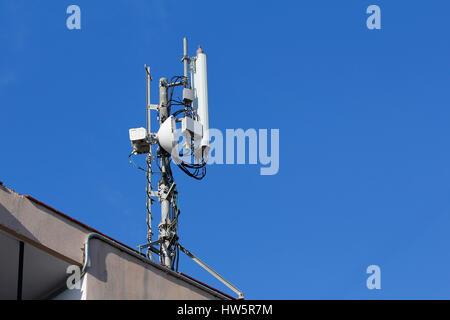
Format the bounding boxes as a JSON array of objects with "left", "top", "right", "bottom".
[{"left": 0, "top": 181, "right": 235, "bottom": 300}]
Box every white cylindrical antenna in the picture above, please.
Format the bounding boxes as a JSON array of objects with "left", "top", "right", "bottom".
[
  {"left": 183, "top": 37, "right": 189, "bottom": 88},
  {"left": 193, "top": 46, "right": 210, "bottom": 160}
]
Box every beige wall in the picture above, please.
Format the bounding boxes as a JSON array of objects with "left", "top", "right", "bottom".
[
  {"left": 0, "top": 185, "right": 86, "bottom": 266},
  {"left": 0, "top": 185, "right": 227, "bottom": 300},
  {"left": 85, "top": 239, "right": 219, "bottom": 300}
]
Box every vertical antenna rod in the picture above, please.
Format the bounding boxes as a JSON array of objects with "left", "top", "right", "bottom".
[
  {"left": 145, "top": 65, "right": 153, "bottom": 244},
  {"left": 145, "top": 65, "right": 151, "bottom": 135}
]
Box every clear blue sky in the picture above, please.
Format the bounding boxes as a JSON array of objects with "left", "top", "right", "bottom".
[{"left": 1, "top": 0, "right": 450, "bottom": 299}]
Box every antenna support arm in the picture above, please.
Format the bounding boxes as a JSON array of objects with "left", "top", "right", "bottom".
[{"left": 178, "top": 244, "right": 245, "bottom": 299}]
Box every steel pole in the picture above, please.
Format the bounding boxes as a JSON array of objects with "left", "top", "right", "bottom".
[{"left": 158, "top": 77, "right": 172, "bottom": 267}]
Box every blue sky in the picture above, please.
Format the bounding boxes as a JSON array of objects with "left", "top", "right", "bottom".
[{"left": 1, "top": 0, "right": 450, "bottom": 299}]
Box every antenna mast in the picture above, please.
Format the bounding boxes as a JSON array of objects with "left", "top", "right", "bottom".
[
  {"left": 145, "top": 65, "right": 153, "bottom": 245},
  {"left": 128, "top": 38, "right": 244, "bottom": 299}
]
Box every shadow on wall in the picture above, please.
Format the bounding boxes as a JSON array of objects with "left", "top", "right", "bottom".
[{"left": 0, "top": 201, "right": 39, "bottom": 244}]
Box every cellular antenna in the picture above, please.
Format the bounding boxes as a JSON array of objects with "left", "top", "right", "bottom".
[{"left": 128, "top": 38, "right": 244, "bottom": 299}]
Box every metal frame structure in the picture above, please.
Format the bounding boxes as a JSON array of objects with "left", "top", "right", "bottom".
[{"left": 129, "top": 38, "right": 244, "bottom": 299}]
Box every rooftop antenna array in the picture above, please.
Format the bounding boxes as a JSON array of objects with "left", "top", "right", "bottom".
[{"left": 128, "top": 38, "right": 243, "bottom": 299}]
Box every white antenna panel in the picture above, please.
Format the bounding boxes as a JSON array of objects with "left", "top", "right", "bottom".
[{"left": 192, "top": 47, "right": 210, "bottom": 160}]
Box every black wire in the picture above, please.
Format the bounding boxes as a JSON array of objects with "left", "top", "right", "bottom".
[
  {"left": 168, "top": 76, "right": 185, "bottom": 106},
  {"left": 168, "top": 75, "right": 196, "bottom": 122},
  {"left": 177, "top": 161, "right": 206, "bottom": 180},
  {"left": 172, "top": 109, "right": 185, "bottom": 118},
  {"left": 129, "top": 152, "right": 162, "bottom": 174},
  {"left": 182, "top": 160, "right": 206, "bottom": 169},
  {"left": 128, "top": 152, "right": 147, "bottom": 172}
]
